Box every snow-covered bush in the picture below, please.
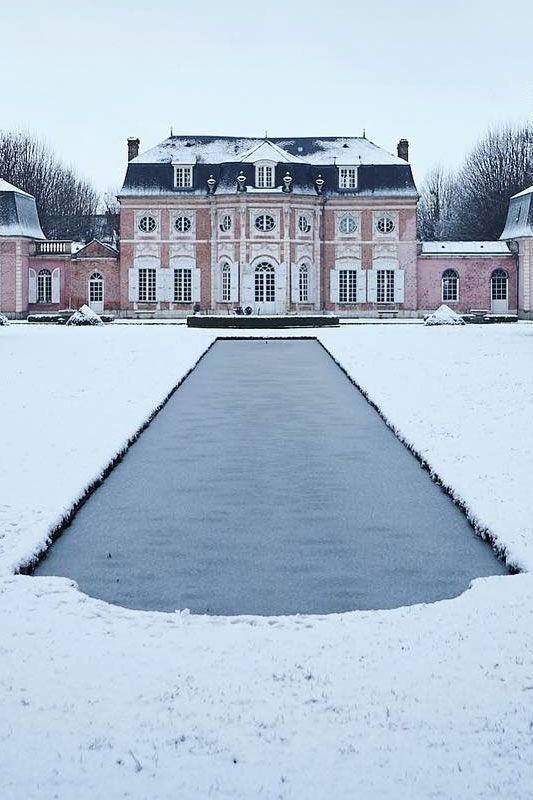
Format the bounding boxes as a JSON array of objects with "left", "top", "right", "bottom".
[
  {"left": 425, "top": 304, "right": 465, "bottom": 326},
  {"left": 66, "top": 305, "right": 103, "bottom": 326},
  {"left": 0, "top": 313, "right": 9, "bottom": 326}
]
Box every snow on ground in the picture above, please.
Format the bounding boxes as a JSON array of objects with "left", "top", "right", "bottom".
[{"left": 1, "top": 322, "right": 533, "bottom": 799}]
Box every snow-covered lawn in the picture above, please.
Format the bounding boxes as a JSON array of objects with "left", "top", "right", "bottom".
[{"left": 1, "top": 322, "right": 533, "bottom": 799}]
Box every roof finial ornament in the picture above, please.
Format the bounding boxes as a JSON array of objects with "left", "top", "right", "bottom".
[
  {"left": 362, "top": 128, "right": 366, "bottom": 138},
  {"left": 264, "top": 130, "right": 268, "bottom": 140},
  {"left": 170, "top": 125, "right": 174, "bottom": 137}
]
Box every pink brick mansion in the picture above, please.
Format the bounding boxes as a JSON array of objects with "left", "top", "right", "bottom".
[{"left": 1, "top": 133, "right": 532, "bottom": 318}]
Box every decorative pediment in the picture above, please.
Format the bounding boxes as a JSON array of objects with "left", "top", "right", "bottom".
[{"left": 237, "top": 140, "right": 305, "bottom": 164}]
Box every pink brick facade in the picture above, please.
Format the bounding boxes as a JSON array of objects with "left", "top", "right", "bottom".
[{"left": 0, "top": 137, "right": 531, "bottom": 319}]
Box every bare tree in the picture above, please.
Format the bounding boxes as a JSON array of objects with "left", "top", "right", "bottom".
[
  {"left": 101, "top": 188, "right": 120, "bottom": 246},
  {"left": 417, "top": 165, "right": 456, "bottom": 240},
  {"left": 0, "top": 130, "right": 99, "bottom": 240}
]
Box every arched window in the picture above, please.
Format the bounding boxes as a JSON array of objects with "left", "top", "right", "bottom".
[
  {"left": 442, "top": 269, "right": 459, "bottom": 302},
  {"left": 89, "top": 272, "right": 103, "bottom": 304},
  {"left": 255, "top": 262, "right": 275, "bottom": 303},
  {"left": 221, "top": 262, "right": 231, "bottom": 302},
  {"left": 37, "top": 269, "right": 52, "bottom": 303},
  {"left": 491, "top": 269, "right": 508, "bottom": 300},
  {"left": 299, "top": 264, "right": 309, "bottom": 303}
]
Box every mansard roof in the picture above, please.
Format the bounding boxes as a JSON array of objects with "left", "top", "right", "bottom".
[
  {"left": 0, "top": 179, "right": 46, "bottom": 239},
  {"left": 120, "top": 135, "right": 418, "bottom": 199},
  {"left": 500, "top": 185, "right": 533, "bottom": 240}
]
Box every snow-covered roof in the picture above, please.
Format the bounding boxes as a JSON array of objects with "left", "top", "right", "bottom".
[
  {"left": 121, "top": 135, "right": 417, "bottom": 199},
  {"left": 131, "top": 136, "right": 406, "bottom": 167},
  {"left": 0, "top": 178, "right": 33, "bottom": 197},
  {"left": 421, "top": 241, "right": 512, "bottom": 255},
  {"left": 500, "top": 187, "right": 533, "bottom": 240},
  {"left": 0, "top": 178, "right": 46, "bottom": 240},
  {"left": 511, "top": 185, "right": 533, "bottom": 199}
]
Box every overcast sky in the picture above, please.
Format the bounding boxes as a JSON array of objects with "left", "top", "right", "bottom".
[{"left": 2, "top": 0, "right": 532, "bottom": 194}]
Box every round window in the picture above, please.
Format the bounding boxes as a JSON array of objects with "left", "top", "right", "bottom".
[
  {"left": 219, "top": 214, "right": 232, "bottom": 232},
  {"left": 339, "top": 216, "right": 357, "bottom": 234},
  {"left": 175, "top": 216, "right": 191, "bottom": 233},
  {"left": 138, "top": 215, "right": 156, "bottom": 233},
  {"left": 298, "top": 215, "right": 311, "bottom": 233},
  {"left": 255, "top": 214, "right": 275, "bottom": 232},
  {"left": 377, "top": 216, "right": 395, "bottom": 234}
]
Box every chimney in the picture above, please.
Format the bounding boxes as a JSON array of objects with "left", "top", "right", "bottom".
[
  {"left": 127, "top": 137, "right": 140, "bottom": 161},
  {"left": 397, "top": 139, "right": 409, "bottom": 162}
]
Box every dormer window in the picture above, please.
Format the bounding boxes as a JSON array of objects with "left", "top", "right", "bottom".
[
  {"left": 174, "top": 165, "right": 194, "bottom": 189},
  {"left": 255, "top": 163, "right": 275, "bottom": 188},
  {"left": 338, "top": 167, "right": 357, "bottom": 190}
]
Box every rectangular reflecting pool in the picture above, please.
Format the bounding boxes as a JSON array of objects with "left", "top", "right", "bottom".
[{"left": 35, "top": 339, "right": 507, "bottom": 615}]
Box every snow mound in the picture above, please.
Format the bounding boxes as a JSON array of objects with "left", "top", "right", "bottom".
[
  {"left": 66, "top": 305, "right": 103, "bottom": 326},
  {"left": 0, "top": 313, "right": 9, "bottom": 326},
  {"left": 425, "top": 304, "right": 465, "bottom": 326}
]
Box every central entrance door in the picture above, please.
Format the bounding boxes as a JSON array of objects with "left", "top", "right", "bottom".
[{"left": 254, "top": 263, "right": 276, "bottom": 314}]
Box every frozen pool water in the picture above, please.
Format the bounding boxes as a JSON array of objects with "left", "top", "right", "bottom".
[{"left": 35, "top": 339, "right": 507, "bottom": 614}]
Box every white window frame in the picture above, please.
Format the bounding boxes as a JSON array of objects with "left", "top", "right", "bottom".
[
  {"left": 138, "top": 214, "right": 157, "bottom": 234},
  {"left": 219, "top": 214, "right": 232, "bottom": 233},
  {"left": 376, "top": 269, "right": 395, "bottom": 303},
  {"left": 221, "top": 263, "right": 231, "bottom": 302},
  {"left": 138, "top": 267, "right": 157, "bottom": 302},
  {"left": 173, "top": 165, "right": 194, "bottom": 189},
  {"left": 491, "top": 269, "right": 508, "bottom": 301},
  {"left": 298, "top": 214, "right": 312, "bottom": 234},
  {"left": 173, "top": 268, "right": 193, "bottom": 302},
  {"left": 37, "top": 269, "right": 52, "bottom": 303},
  {"left": 338, "top": 167, "right": 358, "bottom": 190},
  {"left": 339, "top": 269, "right": 357, "bottom": 303},
  {"left": 299, "top": 264, "right": 309, "bottom": 303},
  {"left": 442, "top": 269, "right": 459, "bottom": 303},
  {"left": 255, "top": 161, "right": 276, "bottom": 189},
  {"left": 89, "top": 271, "right": 104, "bottom": 303},
  {"left": 338, "top": 215, "right": 358, "bottom": 235}
]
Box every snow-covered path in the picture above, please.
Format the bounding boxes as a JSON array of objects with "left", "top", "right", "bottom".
[{"left": 1, "top": 323, "right": 533, "bottom": 799}]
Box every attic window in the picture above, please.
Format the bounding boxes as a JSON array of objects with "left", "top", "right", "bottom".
[
  {"left": 255, "top": 164, "right": 275, "bottom": 189},
  {"left": 338, "top": 167, "right": 357, "bottom": 189},
  {"left": 174, "top": 165, "right": 193, "bottom": 189}
]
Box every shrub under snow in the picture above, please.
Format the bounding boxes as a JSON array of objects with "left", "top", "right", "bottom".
[
  {"left": 425, "top": 304, "right": 465, "bottom": 326},
  {"left": 0, "top": 313, "right": 9, "bottom": 326},
  {"left": 66, "top": 304, "right": 103, "bottom": 326}
]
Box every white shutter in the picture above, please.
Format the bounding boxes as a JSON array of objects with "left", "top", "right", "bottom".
[
  {"left": 356, "top": 269, "right": 367, "bottom": 304},
  {"left": 230, "top": 261, "right": 239, "bottom": 302},
  {"left": 367, "top": 270, "right": 378, "bottom": 303},
  {"left": 192, "top": 268, "right": 201, "bottom": 302},
  {"left": 128, "top": 268, "right": 138, "bottom": 302},
  {"left": 243, "top": 268, "right": 254, "bottom": 304},
  {"left": 28, "top": 268, "right": 37, "bottom": 303},
  {"left": 394, "top": 269, "right": 405, "bottom": 303},
  {"left": 156, "top": 268, "right": 171, "bottom": 301},
  {"left": 275, "top": 262, "right": 286, "bottom": 291},
  {"left": 51, "top": 268, "right": 60, "bottom": 304},
  {"left": 291, "top": 263, "right": 299, "bottom": 303},
  {"left": 329, "top": 269, "right": 339, "bottom": 303}
]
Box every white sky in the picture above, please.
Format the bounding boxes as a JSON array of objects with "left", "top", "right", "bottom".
[{"left": 2, "top": 0, "right": 532, "bottom": 194}]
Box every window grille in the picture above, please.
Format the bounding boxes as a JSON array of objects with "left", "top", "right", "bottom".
[
  {"left": 256, "top": 165, "right": 274, "bottom": 188},
  {"left": 377, "top": 269, "right": 395, "bottom": 303},
  {"left": 221, "top": 263, "right": 231, "bottom": 302},
  {"left": 299, "top": 265, "right": 309, "bottom": 302},
  {"left": 491, "top": 269, "right": 508, "bottom": 300},
  {"left": 442, "top": 269, "right": 459, "bottom": 302},
  {"left": 255, "top": 263, "right": 275, "bottom": 303},
  {"left": 339, "top": 269, "right": 357, "bottom": 303},
  {"left": 174, "top": 268, "right": 192, "bottom": 302},
  {"left": 37, "top": 269, "right": 52, "bottom": 303},
  {"left": 338, "top": 167, "right": 357, "bottom": 189},
  {"left": 138, "top": 268, "right": 156, "bottom": 301},
  {"left": 89, "top": 272, "right": 103, "bottom": 303},
  {"left": 174, "top": 166, "right": 193, "bottom": 188}
]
